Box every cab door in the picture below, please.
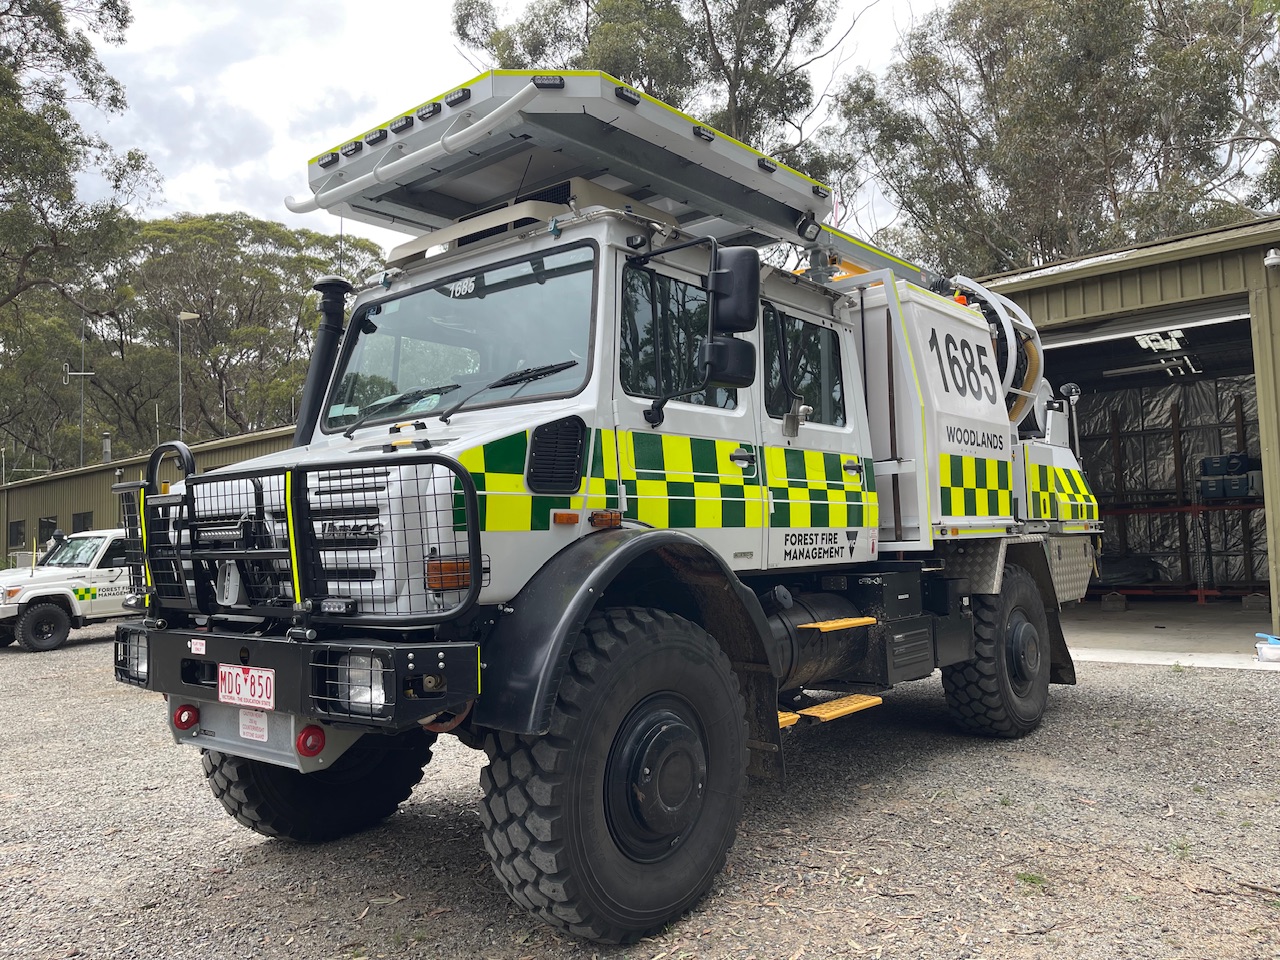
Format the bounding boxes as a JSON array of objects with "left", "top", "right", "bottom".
[
  {"left": 611, "top": 256, "right": 766, "bottom": 571},
  {"left": 90, "top": 537, "right": 130, "bottom": 618},
  {"left": 757, "top": 302, "right": 878, "bottom": 568}
]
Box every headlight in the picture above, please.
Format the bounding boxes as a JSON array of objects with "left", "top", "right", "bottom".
[
  {"left": 335, "top": 653, "right": 391, "bottom": 717},
  {"left": 115, "top": 627, "right": 149, "bottom": 684}
]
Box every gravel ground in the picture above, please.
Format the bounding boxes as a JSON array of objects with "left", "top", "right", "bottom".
[{"left": 2, "top": 623, "right": 1278, "bottom": 960}]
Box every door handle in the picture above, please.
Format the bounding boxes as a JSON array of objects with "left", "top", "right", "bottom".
[
  {"left": 843, "top": 459, "right": 864, "bottom": 477},
  {"left": 729, "top": 448, "right": 756, "bottom": 467}
]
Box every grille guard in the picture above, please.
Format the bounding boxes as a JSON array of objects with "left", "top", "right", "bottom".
[{"left": 115, "top": 443, "right": 481, "bottom": 627}]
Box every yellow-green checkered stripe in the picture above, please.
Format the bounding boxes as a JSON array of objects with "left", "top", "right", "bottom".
[
  {"left": 619, "top": 431, "right": 764, "bottom": 528},
  {"left": 453, "top": 428, "right": 623, "bottom": 531},
  {"left": 763, "top": 447, "right": 878, "bottom": 529},
  {"left": 1027, "top": 464, "right": 1099, "bottom": 521},
  {"left": 938, "top": 454, "right": 1013, "bottom": 518},
  {"left": 74, "top": 587, "right": 97, "bottom": 601}
]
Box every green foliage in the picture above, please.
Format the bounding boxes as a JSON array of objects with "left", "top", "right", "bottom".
[
  {"left": 0, "top": 214, "right": 384, "bottom": 473},
  {"left": 0, "top": 1, "right": 154, "bottom": 315},
  {"left": 843, "top": 0, "right": 1280, "bottom": 275}
]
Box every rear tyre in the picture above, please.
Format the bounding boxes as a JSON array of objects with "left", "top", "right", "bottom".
[
  {"left": 16, "top": 602, "right": 71, "bottom": 652},
  {"left": 203, "top": 728, "right": 436, "bottom": 842},
  {"left": 479, "top": 607, "right": 748, "bottom": 944},
  {"left": 942, "top": 563, "right": 1050, "bottom": 738}
]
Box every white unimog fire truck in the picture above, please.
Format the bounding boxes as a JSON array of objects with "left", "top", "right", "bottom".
[{"left": 114, "top": 71, "right": 1100, "bottom": 943}]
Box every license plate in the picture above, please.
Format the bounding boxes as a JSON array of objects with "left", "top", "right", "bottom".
[{"left": 218, "top": 664, "right": 275, "bottom": 710}]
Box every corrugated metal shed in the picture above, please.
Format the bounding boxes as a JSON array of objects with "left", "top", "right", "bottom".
[{"left": 985, "top": 214, "right": 1280, "bottom": 630}]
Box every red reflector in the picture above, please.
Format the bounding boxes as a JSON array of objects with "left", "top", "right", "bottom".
[
  {"left": 173, "top": 704, "right": 200, "bottom": 730},
  {"left": 296, "top": 725, "right": 326, "bottom": 757}
]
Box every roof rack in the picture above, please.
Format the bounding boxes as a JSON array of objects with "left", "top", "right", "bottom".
[{"left": 286, "top": 70, "right": 922, "bottom": 283}]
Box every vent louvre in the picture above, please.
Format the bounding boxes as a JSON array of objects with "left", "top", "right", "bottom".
[{"left": 527, "top": 417, "right": 587, "bottom": 494}]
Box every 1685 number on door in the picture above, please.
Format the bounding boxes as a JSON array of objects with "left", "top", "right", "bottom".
[{"left": 927, "top": 328, "right": 998, "bottom": 405}]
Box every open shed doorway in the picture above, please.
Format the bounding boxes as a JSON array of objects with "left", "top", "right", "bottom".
[{"left": 1043, "top": 303, "right": 1266, "bottom": 603}]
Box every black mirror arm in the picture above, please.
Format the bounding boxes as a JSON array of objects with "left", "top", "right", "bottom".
[{"left": 644, "top": 360, "right": 715, "bottom": 427}]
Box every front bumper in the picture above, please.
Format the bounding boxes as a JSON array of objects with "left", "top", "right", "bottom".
[{"left": 115, "top": 622, "right": 481, "bottom": 737}]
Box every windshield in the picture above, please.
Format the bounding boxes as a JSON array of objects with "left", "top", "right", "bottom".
[
  {"left": 42, "top": 537, "right": 105, "bottom": 567},
  {"left": 325, "top": 245, "right": 595, "bottom": 431}
]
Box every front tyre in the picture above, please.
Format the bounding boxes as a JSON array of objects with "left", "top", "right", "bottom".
[
  {"left": 942, "top": 563, "right": 1051, "bottom": 738},
  {"left": 16, "top": 602, "right": 71, "bottom": 652},
  {"left": 203, "top": 728, "right": 436, "bottom": 842},
  {"left": 479, "top": 607, "right": 747, "bottom": 944}
]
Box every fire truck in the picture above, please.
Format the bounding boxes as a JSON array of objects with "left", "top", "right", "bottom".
[{"left": 114, "top": 70, "right": 1099, "bottom": 943}]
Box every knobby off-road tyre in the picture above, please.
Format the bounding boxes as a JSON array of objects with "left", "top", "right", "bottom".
[
  {"left": 202, "top": 728, "right": 436, "bottom": 843},
  {"left": 16, "top": 602, "right": 71, "bottom": 652},
  {"left": 942, "top": 563, "right": 1050, "bottom": 738},
  {"left": 479, "top": 607, "right": 748, "bottom": 944}
]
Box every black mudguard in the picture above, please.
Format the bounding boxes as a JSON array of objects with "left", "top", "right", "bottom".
[{"left": 471, "top": 528, "right": 775, "bottom": 735}]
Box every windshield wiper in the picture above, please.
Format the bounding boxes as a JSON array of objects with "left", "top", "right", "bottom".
[
  {"left": 438, "top": 360, "right": 579, "bottom": 424},
  {"left": 342, "top": 383, "right": 461, "bottom": 438}
]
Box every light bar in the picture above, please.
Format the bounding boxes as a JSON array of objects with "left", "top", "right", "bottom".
[
  {"left": 364, "top": 128, "right": 388, "bottom": 146},
  {"left": 416, "top": 102, "right": 441, "bottom": 121},
  {"left": 316, "top": 151, "right": 339, "bottom": 168},
  {"left": 340, "top": 141, "right": 362, "bottom": 157},
  {"left": 389, "top": 115, "right": 413, "bottom": 134},
  {"left": 692, "top": 125, "right": 715, "bottom": 142},
  {"left": 445, "top": 87, "right": 471, "bottom": 107},
  {"left": 615, "top": 85, "right": 641, "bottom": 105},
  {"left": 533, "top": 75, "right": 565, "bottom": 89},
  {"left": 757, "top": 157, "right": 777, "bottom": 173}
]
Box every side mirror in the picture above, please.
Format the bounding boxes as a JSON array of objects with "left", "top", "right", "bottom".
[
  {"left": 711, "top": 246, "right": 760, "bottom": 333},
  {"left": 698, "top": 336, "right": 756, "bottom": 389}
]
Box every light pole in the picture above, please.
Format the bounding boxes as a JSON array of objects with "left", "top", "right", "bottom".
[{"left": 176, "top": 311, "right": 200, "bottom": 439}]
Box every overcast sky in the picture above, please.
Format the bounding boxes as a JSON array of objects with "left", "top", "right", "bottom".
[{"left": 91, "top": 0, "right": 934, "bottom": 253}]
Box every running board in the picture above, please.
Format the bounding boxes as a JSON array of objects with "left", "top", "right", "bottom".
[
  {"left": 778, "top": 693, "right": 883, "bottom": 728},
  {"left": 794, "top": 616, "right": 877, "bottom": 632}
]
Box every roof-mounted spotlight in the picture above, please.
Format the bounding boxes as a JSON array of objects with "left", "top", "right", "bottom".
[{"left": 795, "top": 213, "right": 822, "bottom": 243}]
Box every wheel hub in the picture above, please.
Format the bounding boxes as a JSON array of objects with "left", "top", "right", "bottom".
[
  {"left": 1008, "top": 615, "right": 1041, "bottom": 683},
  {"left": 606, "top": 700, "right": 708, "bottom": 862}
]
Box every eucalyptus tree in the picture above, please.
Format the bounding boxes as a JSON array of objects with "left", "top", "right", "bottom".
[
  {"left": 92, "top": 213, "right": 384, "bottom": 454},
  {"left": 840, "top": 0, "right": 1280, "bottom": 276}
]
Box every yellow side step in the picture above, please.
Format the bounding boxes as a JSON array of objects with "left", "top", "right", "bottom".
[
  {"left": 777, "top": 693, "right": 883, "bottom": 728},
  {"left": 793, "top": 616, "right": 877, "bottom": 632}
]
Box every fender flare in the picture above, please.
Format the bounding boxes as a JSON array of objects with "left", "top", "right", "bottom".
[
  {"left": 18, "top": 588, "right": 82, "bottom": 616},
  {"left": 471, "top": 528, "right": 775, "bottom": 734}
]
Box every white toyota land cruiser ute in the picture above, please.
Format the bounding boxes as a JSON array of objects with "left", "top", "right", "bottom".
[{"left": 0, "top": 529, "right": 131, "bottom": 652}]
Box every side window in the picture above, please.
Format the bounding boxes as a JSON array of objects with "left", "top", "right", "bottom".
[
  {"left": 620, "top": 264, "right": 736, "bottom": 409},
  {"left": 764, "top": 305, "right": 846, "bottom": 427},
  {"left": 100, "top": 541, "right": 128, "bottom": 568}
]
